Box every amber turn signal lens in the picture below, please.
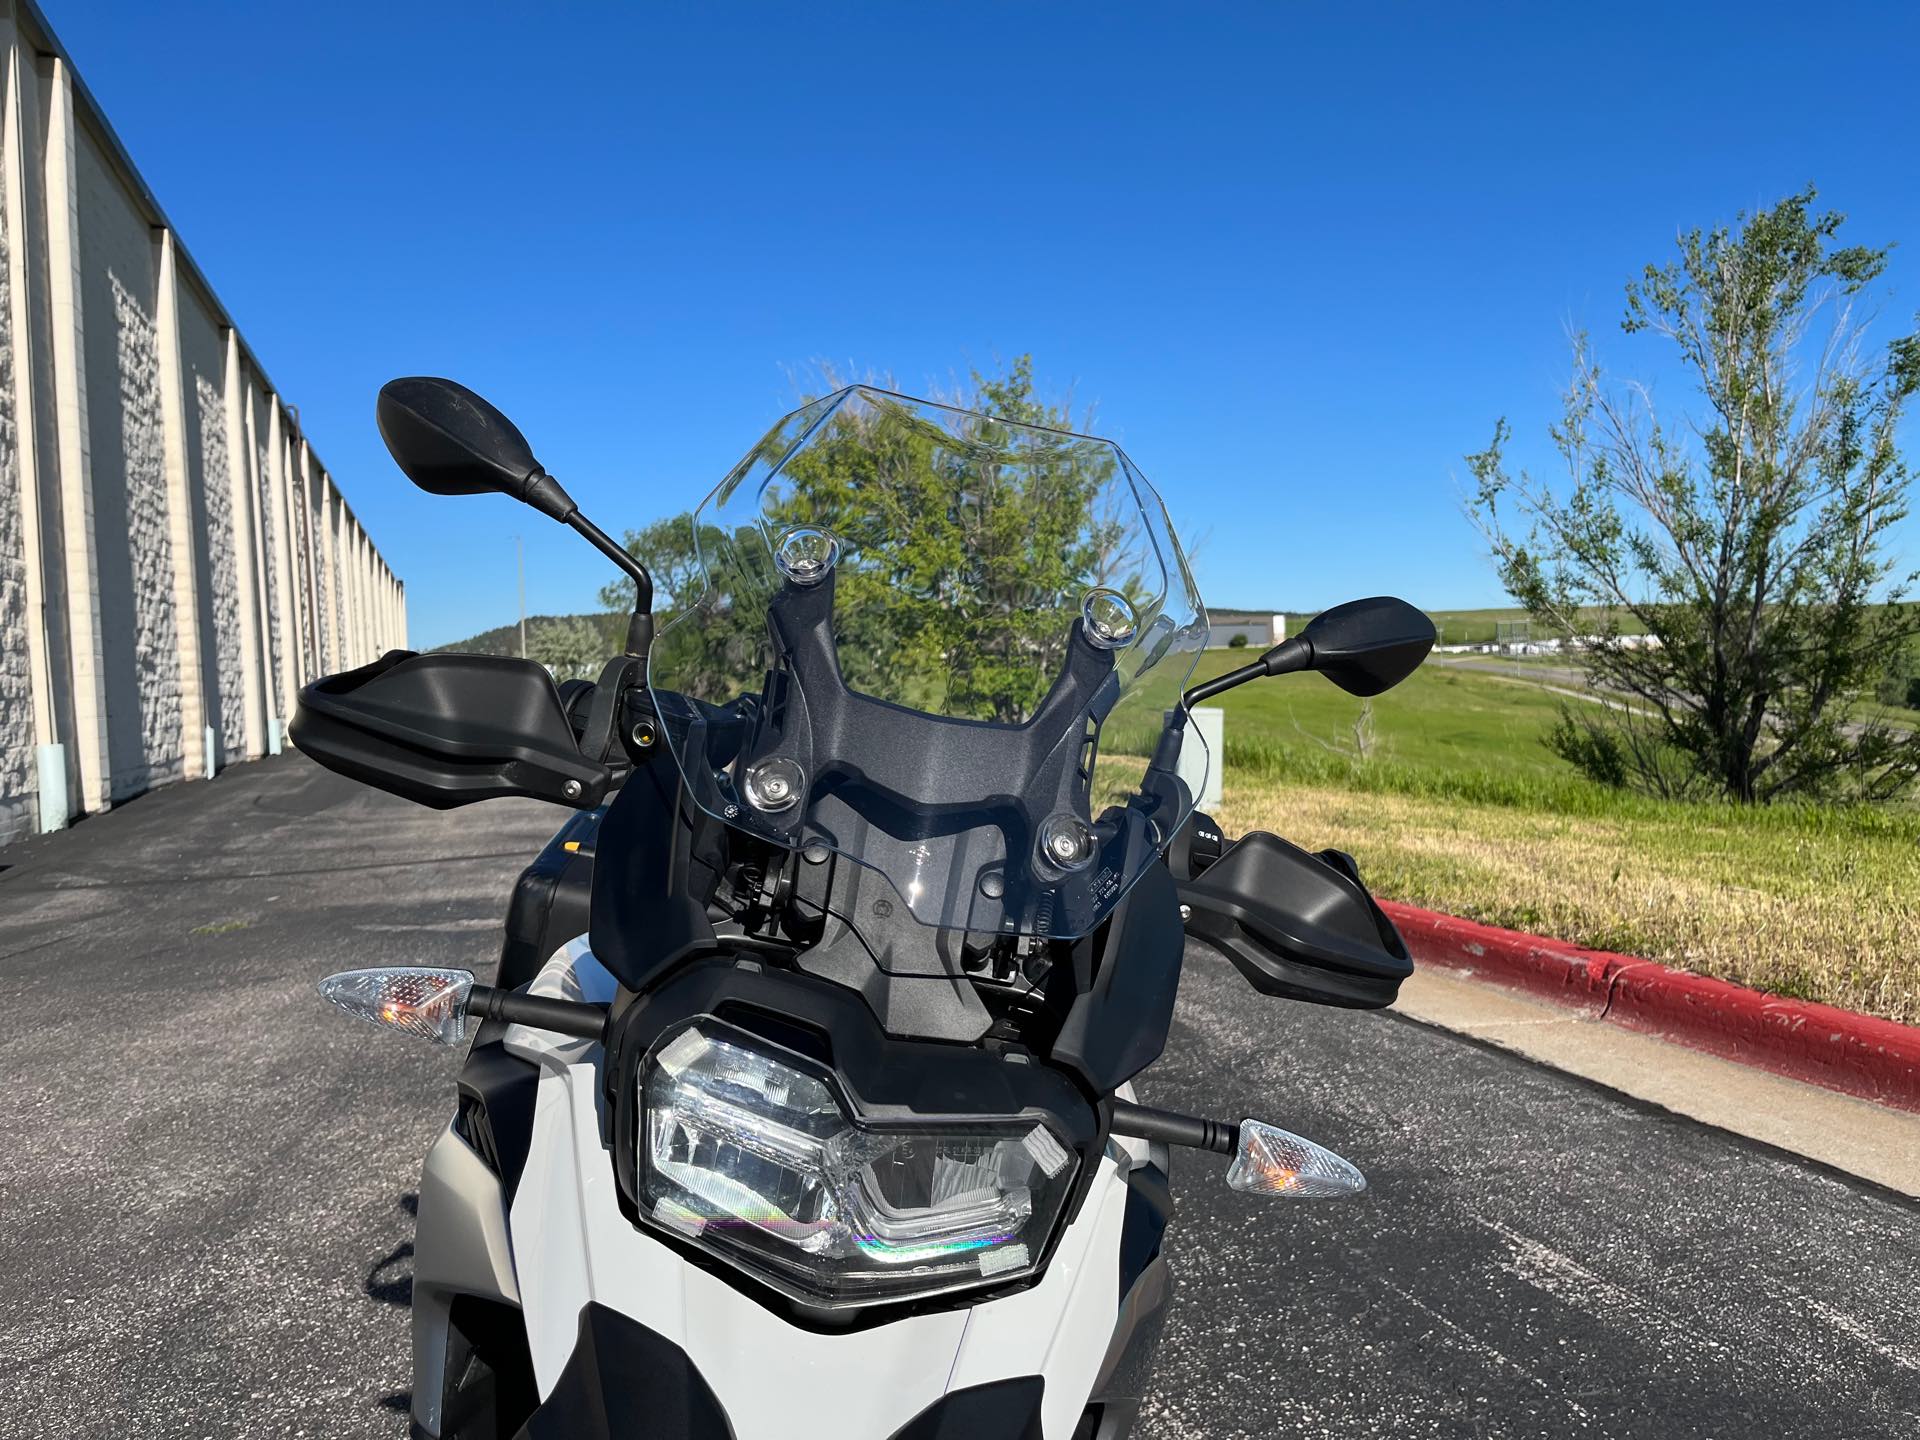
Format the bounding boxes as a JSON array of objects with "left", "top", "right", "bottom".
[
  {"left": 318, "top": 967, "right": 476, "bottom": 1046},
  {"left": 1226, "top": 1118, "right": 1366, "bottom": 1199}
]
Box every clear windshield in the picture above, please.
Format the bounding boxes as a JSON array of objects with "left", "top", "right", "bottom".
[{"left": 647, "top": 386, "right": 1208, "bottom": 938}]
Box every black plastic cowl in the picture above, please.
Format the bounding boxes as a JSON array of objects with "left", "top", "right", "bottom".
[
  {"left": 510, "top": 1302, "right": 1047, "bottom": 1439},
  {"left": 512, "top": 1303, "right": 731, "bottom": 1438}
]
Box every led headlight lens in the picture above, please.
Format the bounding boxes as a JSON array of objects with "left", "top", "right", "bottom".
[{"left": 637, "top": 1023, "right": 1077, "bottom": 1308}]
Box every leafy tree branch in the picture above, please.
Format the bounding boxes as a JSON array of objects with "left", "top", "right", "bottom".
[{"left": 1467, "top": 187, "right": 1920, "bottom": 802}]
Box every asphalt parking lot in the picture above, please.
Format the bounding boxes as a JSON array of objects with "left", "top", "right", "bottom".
[{"left": 3, "top": 754, "right": 1917, "bottom": 1438}]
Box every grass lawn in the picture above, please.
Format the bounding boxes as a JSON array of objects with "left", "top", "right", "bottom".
[
  {"left": 1160, "top": 653, "right": 1920, "bottom": 1024},
  {"left": 1190, "top": 652, "right": 1573, "bottom": 778}
]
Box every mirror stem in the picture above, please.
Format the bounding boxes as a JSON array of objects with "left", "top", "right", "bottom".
[
  {"left": 623, "top": 610, "right": 654, "bottom": 660},
  {"left": 1182, "top": 635, "right": 1311, "bottom": 707},
  {"left": 566, "top": 512, "right": 654, "bottom": 615}
]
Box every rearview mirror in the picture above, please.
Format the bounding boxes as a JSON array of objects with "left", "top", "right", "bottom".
[
  {"left": 1297, "top": 596, "right": 1436, "bottom": 697},
  {"left": 1181, "top": 594, "right": 1436, "bottom": 708},
  {"left": 375, "top": 376, "right": 655, "bottom": 618},
  {"left": 377, "top": 377, "right": 577, "bottom": 521}
]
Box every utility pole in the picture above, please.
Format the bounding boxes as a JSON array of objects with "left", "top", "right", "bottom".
[{"left": 516, "top": 535, "right": 527, "bottom": 659}]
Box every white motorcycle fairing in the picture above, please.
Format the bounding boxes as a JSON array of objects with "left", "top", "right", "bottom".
[{"left": 451, "top": 940, "right": 1161, "bottom": 1440}]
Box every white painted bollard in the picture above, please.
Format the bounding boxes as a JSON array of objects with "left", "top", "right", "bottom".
[
  {"left": 1178, "top": 706, "right": 1224, "bottom": 811},
  {"left": 266, "top": 714, "right": 283, "bottom": 756},
  {"left": 204, "top": 725, "right": 219, "bottom": 778},
  {"left": 36, "top": 744, "right": 69, "bottom": 833}
]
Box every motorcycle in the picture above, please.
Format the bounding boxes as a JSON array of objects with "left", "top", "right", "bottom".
[{"left": 294, "top": 377, "right": 1433, "bottom": 1439}]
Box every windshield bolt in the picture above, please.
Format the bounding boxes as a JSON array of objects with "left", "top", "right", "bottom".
[
  {"left": 1081, "top": 587, "right": 1140, "bottom": 649},
  {"left": 630, "top": 720, "right": 656, "bottom": 748},
  {"left": 774, "top": 526, "right": 840, "bottom": 586},
  {"left": 562, "top": 779, "right": 583, "bottom": 800},
  {"left": 1037, "top": 813, "right": 1097, "bottom": 873},
  {"left": 872, "top": 898, "right": 894, "bottom": 919},
  {"left": 723, "top": 803, "right": 740, "bottom": 819},
  {"left": 802, "top": 842, "right": 830, "bottom": 865},
  {"left": 744, "top": 756, "right": 805, "bottom": 813},
  {"left": 979, "top": 872, "right": 1006, "bottom": 899}
]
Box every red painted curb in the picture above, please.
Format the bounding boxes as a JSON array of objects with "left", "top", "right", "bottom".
[{"left": 1379, "top": 899, "right": 1920, "bottom": 1114}]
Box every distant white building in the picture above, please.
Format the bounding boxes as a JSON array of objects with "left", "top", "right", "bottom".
[{"left": 1206, "top": 610, "right": 1285, "bottom": 650}]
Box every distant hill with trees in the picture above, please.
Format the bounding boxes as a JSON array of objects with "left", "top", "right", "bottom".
[{"left": 432, "top": 612, "right": 627, "bottom": 680}]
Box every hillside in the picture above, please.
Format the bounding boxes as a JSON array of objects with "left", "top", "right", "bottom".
[
  {"left": 1216, "top": 605, "right": 1647, "bottom": 646},
  {"left": 1412, "top": 606, "right": 1658, "bottom": 645},
  {"left": 432, "top": 612, "right": 628, "bottom": 657},
  {"left": 436, "top": 605, "right": 1545, "bottom": 652}
]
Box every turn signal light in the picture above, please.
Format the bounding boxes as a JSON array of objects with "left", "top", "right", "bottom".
[
  {"left": 318, "top": 967, "right": 475, "bottom": 1046},
  {"left": 1226, "top": 1118, "right": 1366, "bottom": 1198}
]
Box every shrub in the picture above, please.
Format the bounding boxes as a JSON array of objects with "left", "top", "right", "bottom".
[
  {"left": 1227, "top": 633, "right": 1249, "bottom": 649},
  {"left": 1873, "top": 647, "right": 1920, "bottom": 710}
]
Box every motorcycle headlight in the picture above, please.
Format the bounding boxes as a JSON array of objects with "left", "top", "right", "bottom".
[{"left": 635, "top": 1021, "right": 1078, "bottom": 1309}]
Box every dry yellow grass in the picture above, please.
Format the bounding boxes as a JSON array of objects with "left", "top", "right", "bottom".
[{"left": 1217, "top": 779, "right": 1920, "bottom": 1025}]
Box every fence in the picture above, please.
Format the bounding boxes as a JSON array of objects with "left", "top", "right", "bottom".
[{"left": 0, "top": 0, "right": 403, "bottom": 843}]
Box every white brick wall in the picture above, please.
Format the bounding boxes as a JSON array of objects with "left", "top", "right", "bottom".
[
  {"left": 178, "top": 277, "right": 242, "bottom": 761},
  {"left": 294, "top": 461, "right": 316, "bottom": 677},
  {"left": 192, "top": 366, "right": 243, "bottom": 756},
  {"left": 326, "top": 485, "right": 345, "bottom": 674},
  {"left": 0, "top": 165, "right": 32, "bottom": 837},
  {"left": 249, "top": 383, "right": 283, "bottom": 717},
  {"left": 78, "top": 135, "right": 179, "bottom": 799},
  {"left": 0, "top": 5, "right": 402, "bottom": 842}
]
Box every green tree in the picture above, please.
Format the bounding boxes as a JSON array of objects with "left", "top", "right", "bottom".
[
  {"left": 1874, "top": 641, "right": 1920, "bottom": 711},
  {"left": 615, "top": 357, "right": 1152, "bottom": 724},
  {"left": 598, "top": 512, "right": 710, "bottom": 616},
  {"left": 526, "top": 614, "right": 606, "bottom": 681},
  {"left": 770, "top": 358, "right": 1127, "bottom": 722},
  {"left": 1468, "top": 188, "right": 1920, "bottom": 803}
]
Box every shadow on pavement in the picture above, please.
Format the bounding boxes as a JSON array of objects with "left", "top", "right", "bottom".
[{"left": 364, "top": 1193, "right": 419, "bottom": 1308}]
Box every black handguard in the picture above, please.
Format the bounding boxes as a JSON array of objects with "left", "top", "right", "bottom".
[
  {"left": 290, "top": 650, "right": 612, "bottom": 811},
  {"left": 1175, "top": 820, "right": 1412, "bottom": 1009}
]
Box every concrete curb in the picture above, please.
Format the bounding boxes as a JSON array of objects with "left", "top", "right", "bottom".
[{"left": 1379, "top": 900, "right": 1920, "bottom": 1114}]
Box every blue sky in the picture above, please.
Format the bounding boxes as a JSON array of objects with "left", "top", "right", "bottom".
[{"left": 50, "top": 1, "right": 1920, "bottom": 648}]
